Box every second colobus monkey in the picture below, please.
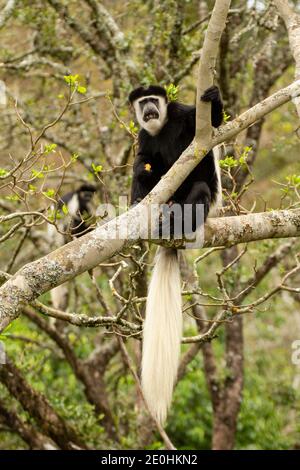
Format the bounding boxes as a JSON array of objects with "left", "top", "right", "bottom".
[
  {"left": 49, "top": 184, "right": 96, "bottom": 310},
  {"left": 57, "top": 184, "right": 96, "bottom": 238},
  {"left": 129, "top": 85, "right": 223, "bottom": 424}
]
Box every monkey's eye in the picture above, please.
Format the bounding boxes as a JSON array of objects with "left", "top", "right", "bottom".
[
  {"left": 139, "top": 98, "right": 148, "bottom": 109},
  {"left": 139, "top": 97, "right": 159, "bottom": 109},
  {"left": 81, "top": 191, "right": 92, "bottom": 200},
  {"left": 149, "top": 98, "right": 159, "bottom": 107}
]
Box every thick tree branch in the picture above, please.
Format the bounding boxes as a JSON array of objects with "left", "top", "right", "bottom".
[
  {"left": 46, "top": 0, "right": 106, "bottom": 58},
  {"left": 274, "top": 0, "right": 300, "bottom": 117},
  {"left": 203, "top": 209, "right": 300, "bottom": 248},
  {"left": 84, "top": 0, "right": 127, "bottom": 52},
  {"left": 0, "top": 356, "right": 87, "bottom": 449},
  {"left": 1, "top": 207, "right": 300, "bottom": 333},
  {"left": 0, "top": 399, "right": 58, "bottom": 450},
  {"left": 196, "top": 0, "right": 231, "bottom": 143},
  {"left": 0, "top": 0, "right": 18, "bottom": 30}
]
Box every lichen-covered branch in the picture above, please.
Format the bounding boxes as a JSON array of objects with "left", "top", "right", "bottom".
[
  {"left": 84, "top": 0, "right": 127, "bottom": 52},
  {"left": 0, "top": 0, "right": 18, "bottom": 30},
  {"left": 203, "top": 209, "right": 300, "bottom": 248},
  {"left": 1, "top": 205, "right": 300, "bottom": 334},
  {"left": 195, "top": 0, "right": 231, "bottom": 143}
]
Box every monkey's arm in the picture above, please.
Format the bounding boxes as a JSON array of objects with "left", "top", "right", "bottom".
[
  {"left": 201, "top": 85, "right": 223, "bottom": 128},
  {"left": 158, "top": 182, "right": 212, "bottom": 237},
  {"left": 131, "top": 153, "right": 161, "bottom": 204},
  {"left": 184, "top": 86, "right": 223, "bottom": 133}
]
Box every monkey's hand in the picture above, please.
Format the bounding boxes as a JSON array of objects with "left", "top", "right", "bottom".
[
  {"left": 135, "top": 162, "right": 155, "bottom": 183},
  {"left": 201, "top": 86, "right": 221, "bottom": 103},
  {"left": 201, "top": 86, "right": 223, "bottom": 127}
]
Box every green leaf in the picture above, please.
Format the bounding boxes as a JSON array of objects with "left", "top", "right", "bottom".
[
  {"left": 219, "top": 156, "right": 238, "bottom": 169},
  {"left": 42, "top": 188, "right": 55, "bottom": 198},
  {"left": 63, "top": 74, "right": 87, "bottom": 94},
  {"left": 0, "top": 168, "right": 9, "bottom": 177},
  {"left": 223, "top": 110, "right": 231, "bottom": 123},
  {"left": 64, "top": 74, "right": 79, "bottom": 87},
  {"left": 77, "top": 86, "right": 87, "bottom": 95},
  {"left": 44, "top": 143, "right": 57, "bottom": 154},
  {"left": 92, "top": 163, "right": 103, "bottom": 174},
  {"left": 71, "top": 153, "right": 79, "bottom": 163},
  {"left": 31, "top": 169, "right": 44, "bottom": 179},
  {"left": 62, "top": 204, "right": 69, "bottom": 215},
  {"left": 164, "top": 83, "right": 179, "bottom": 102},
  {"left": 5, "top": 194, "right": 20, "bottom": 201},
  {"left": 286, "top": 174, "right": 300, "bottom": 186},
  {"left": 129, "top": 120, "right": 138, "bottom": 134}
]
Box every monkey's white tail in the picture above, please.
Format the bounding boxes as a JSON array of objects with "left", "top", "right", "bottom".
[
  {"left": 142, "top": 247, "right": 182, "bottom": 425},
  {"left": 50, "top": 284, "right": 69, "bottom": 311}
]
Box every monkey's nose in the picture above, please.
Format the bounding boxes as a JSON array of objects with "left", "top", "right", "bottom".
[{"left": 144, "top": 111, "right": 159, "bottom": 122}]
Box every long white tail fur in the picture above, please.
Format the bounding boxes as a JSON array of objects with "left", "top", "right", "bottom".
[
  {"left": 142, "top": 246, "right": 182, "bottom": 425},
  {"left": 50, "top": 284, "right": 69, "bottom": 311}
]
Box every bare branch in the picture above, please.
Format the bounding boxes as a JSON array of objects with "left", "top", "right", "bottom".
[
  {"left": 0, "top": 0, "right": 18, "bottom": 30},
  {"left": 196, "top": 0, "right": 231, "bottom": 143}
]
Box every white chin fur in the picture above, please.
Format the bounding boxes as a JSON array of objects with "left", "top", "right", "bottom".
[{"left": 142, "top": 118, "right": 164, "bottom": 136}]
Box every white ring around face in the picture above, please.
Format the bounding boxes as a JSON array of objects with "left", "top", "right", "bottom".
[{"left": 133, "top": 95, "right": 168, "bottom": 136}]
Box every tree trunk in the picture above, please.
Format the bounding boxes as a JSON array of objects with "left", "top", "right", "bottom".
[{"left": 212, "top": 315, "right": 243, "bottom": 450}]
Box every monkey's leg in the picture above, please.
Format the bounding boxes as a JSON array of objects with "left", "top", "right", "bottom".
[{"left": 184, "top": 181, "right": 212, "bottom": 233}]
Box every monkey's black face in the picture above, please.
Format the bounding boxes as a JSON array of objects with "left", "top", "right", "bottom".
[
  {"left": 139, "top": 97, "right": 160, "bottom": 122},
  {"left": 79, "top": 190, "right": 94, "bottom": 203}
]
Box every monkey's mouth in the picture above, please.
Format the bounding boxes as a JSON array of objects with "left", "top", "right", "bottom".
[{"left": 144, "top": 112, "right": 159, "bottom": 122}]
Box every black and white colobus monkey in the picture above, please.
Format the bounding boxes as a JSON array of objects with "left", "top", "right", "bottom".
[
  {"left": 49, "top": 184, "right": 96, "bottom": 310},
  {"left": 129, "top": 85, "right": 223, "bottom": 424},
  {"left": 57, "top": 184, "right": 96, "bottom": 238}
]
